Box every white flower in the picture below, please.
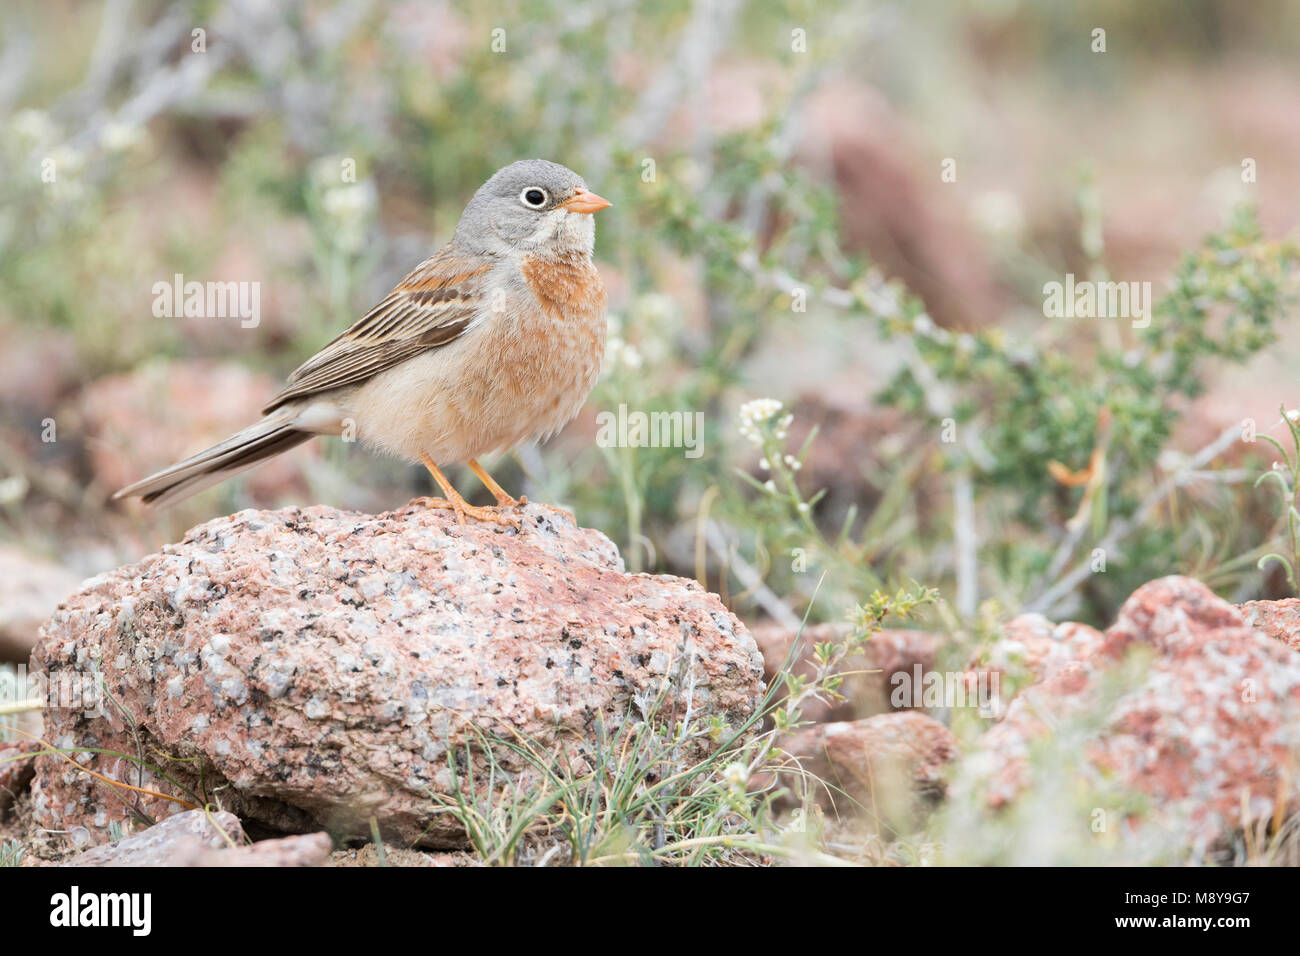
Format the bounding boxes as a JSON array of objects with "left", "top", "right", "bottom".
[
  {"left": 913, "top": 313, "right": 936, "bottom": 336},
  {"left": 619, "top": 344, "right": 642, "bottom": 368},
  {"left": 738, "top": 398, "right": 785, "bottom": 447},
  {"left": 101, "top": 122, "right": 143, "bottom": 153},
  {"left": 722, "top": 762, "right": 749, "bottom": 787},
  {"left": 773, "top": 413, "right": 793, "bottom": 441},
  {"left": 11, "top": 109, "right": 56, "bottom": 147},
  {"left": 759, "top": 458, "right": 770, "bottom": 471},
  {"left": 322, "top": 182, "right": 375, "bottom": 219},
  {"left": 604, "top": 335, "right": 642, "bottom": 370},
  {"left": 739, "top": 398, "right": 783, "bottom": 424},
  {"left": 1287, "top": 409, "right": 1299, "bottom": 423},
  {"left": 970, "top": 190, "right": 1026, "bottom": 241},
  {"left": 633, "top": 293, "right": 676, "bottom": 325},
  {"left": 1007, "top": 343, "right": 1037, "bottom": 365},
  {"left": 0, "top": 475, "right": 28, "bottom": 504},
  {"left": 48, "top": 145, "right": 84, "bottom": 177}
]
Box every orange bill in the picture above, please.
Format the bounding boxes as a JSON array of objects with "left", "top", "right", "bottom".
[{"left": 559, "top": 187, "right": 612, "bottom": 213}]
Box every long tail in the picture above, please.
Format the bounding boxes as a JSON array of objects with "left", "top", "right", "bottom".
[{"left": 112, "top": 412, "right": 312, "bottom": 508}]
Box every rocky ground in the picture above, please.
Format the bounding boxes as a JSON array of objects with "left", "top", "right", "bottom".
[{"left": 4, "top": 503, "right": 1300, "bottom": 866}]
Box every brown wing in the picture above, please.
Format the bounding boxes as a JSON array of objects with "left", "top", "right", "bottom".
[{"left": 262, "top": 247, "right": 491, "bottom": 414}]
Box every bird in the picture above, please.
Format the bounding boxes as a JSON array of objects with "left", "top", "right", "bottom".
[{"left": 113, "top": 159, "right": 611, "bottom": 526}]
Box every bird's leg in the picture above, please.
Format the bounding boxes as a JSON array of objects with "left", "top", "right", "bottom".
[
  {"left": 418, "top": 454, "right": 519, "bottom": 528},
  {"left": 468, "top": 458, "right": 576, "bottom": 522},
  {"left": 467, "top": 459, "right": 526, "bottom": 508}
]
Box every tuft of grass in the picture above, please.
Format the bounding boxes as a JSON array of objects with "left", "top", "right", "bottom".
[{"left": 427, "top": 589, "right": 935, "bottom": 867}]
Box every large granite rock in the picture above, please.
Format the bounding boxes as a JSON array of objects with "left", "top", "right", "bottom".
[{"left": 30, "top": 501, "right": 764, "bottom": 848}]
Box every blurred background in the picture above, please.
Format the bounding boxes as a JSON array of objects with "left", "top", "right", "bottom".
[{"left": 3, "top": 0, "right": 1300, "bottom": 659}]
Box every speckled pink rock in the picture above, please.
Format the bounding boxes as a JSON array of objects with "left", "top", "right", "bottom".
[
  {"left": 30, "top": 502, "right": 764, "bottom": 847},
  {"left": 61, "top": 808, "right": 332, "bottom": 866},
  {"left": 1238, "top": 597, "right": 1300, "bottom": 652},
  {"left": 961, "top": 613, "right": 1105, "bottom": 717},
  {"left": 957, "top": 576, "right": 1300, "bottom": 852}
]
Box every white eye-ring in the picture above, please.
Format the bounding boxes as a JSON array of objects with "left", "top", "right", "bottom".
[{"left": 520, "top": 186, "right": 549, "bottom": 209}]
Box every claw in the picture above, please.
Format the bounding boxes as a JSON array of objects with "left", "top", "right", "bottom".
[
  {"left": 415, "top": 496, "right": 519, "bottom": 528},
  {"left": 418, "top": 454, "right": 521, "bottom": 529},
  {"left": 539, "top": 503, "right": 574, "bottom": 523},
  {"left": 456, "top": 501, "right": 522, "bottom": 528}
]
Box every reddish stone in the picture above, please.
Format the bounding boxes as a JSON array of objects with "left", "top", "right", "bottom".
[
  {"left": 962, "top": 613, "right": 1105, "bottom": 717},
  {"left": 1238, "top": 597, "right": 1300, "bottom": 652},
  {"left": 958, "top": 577, "right": 1300, "bottom": 852},
  {"left": 775, "top": 712, "right": 957, "bottom": 826},
  {"left": 62, "top": 808, "right": 331, "bottom": 866},
  {"left": 31, "top": 502, "right": 764, "bottom": 847}
]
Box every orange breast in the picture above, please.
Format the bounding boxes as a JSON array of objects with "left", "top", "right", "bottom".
[
  {"left": 501, "top": 252, "right": 608, "bottom": 439},
  {"left": 520, "top": 253, "right": 607, "bottom": 321}
]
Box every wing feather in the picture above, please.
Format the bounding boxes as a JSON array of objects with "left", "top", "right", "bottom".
[{"left": 262, "top": 248, "right": 490, "bottom": 414}]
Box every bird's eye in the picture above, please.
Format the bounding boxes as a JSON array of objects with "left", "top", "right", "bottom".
[{"left": 520, "top": 187, "right": 548, "bottom": 209}]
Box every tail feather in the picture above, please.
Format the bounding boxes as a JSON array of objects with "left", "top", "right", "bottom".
[{"left": 113, "top": 414, "right": 312, "bottom": 508}]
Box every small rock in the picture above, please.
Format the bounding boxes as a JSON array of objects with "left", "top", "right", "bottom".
[
  {"left": 61, "top": 809, "right": 332, "bottom": 867},
  {"left": 184, "top": 832, "right": 332, "bottom": 867},
  {"left": 0, "top": 546, "right": 82, "bottom": 662},
  {"left": 1237, "top": 597, "right": 1300, "bottom": 652},
  {"left": 775, "top": 712, "right": 957, "bottom": 829},
  {"left": 63, "top": 810, "right": 243, "bottom": 866},
  {"left": 961, "top": 613, "right": 1105, "bottom": 717}
]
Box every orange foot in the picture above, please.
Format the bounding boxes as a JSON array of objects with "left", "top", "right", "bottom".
[
  {"left": 415, "top": 495, "right": 520, "bottom": 528},
  {"left": 419, "top": 455, "right": 521, "bottom": 529}
]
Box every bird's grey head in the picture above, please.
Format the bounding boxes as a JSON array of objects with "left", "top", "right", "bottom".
[{"left": 453, "top": 159, "right": 610, "bottom": 258}]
